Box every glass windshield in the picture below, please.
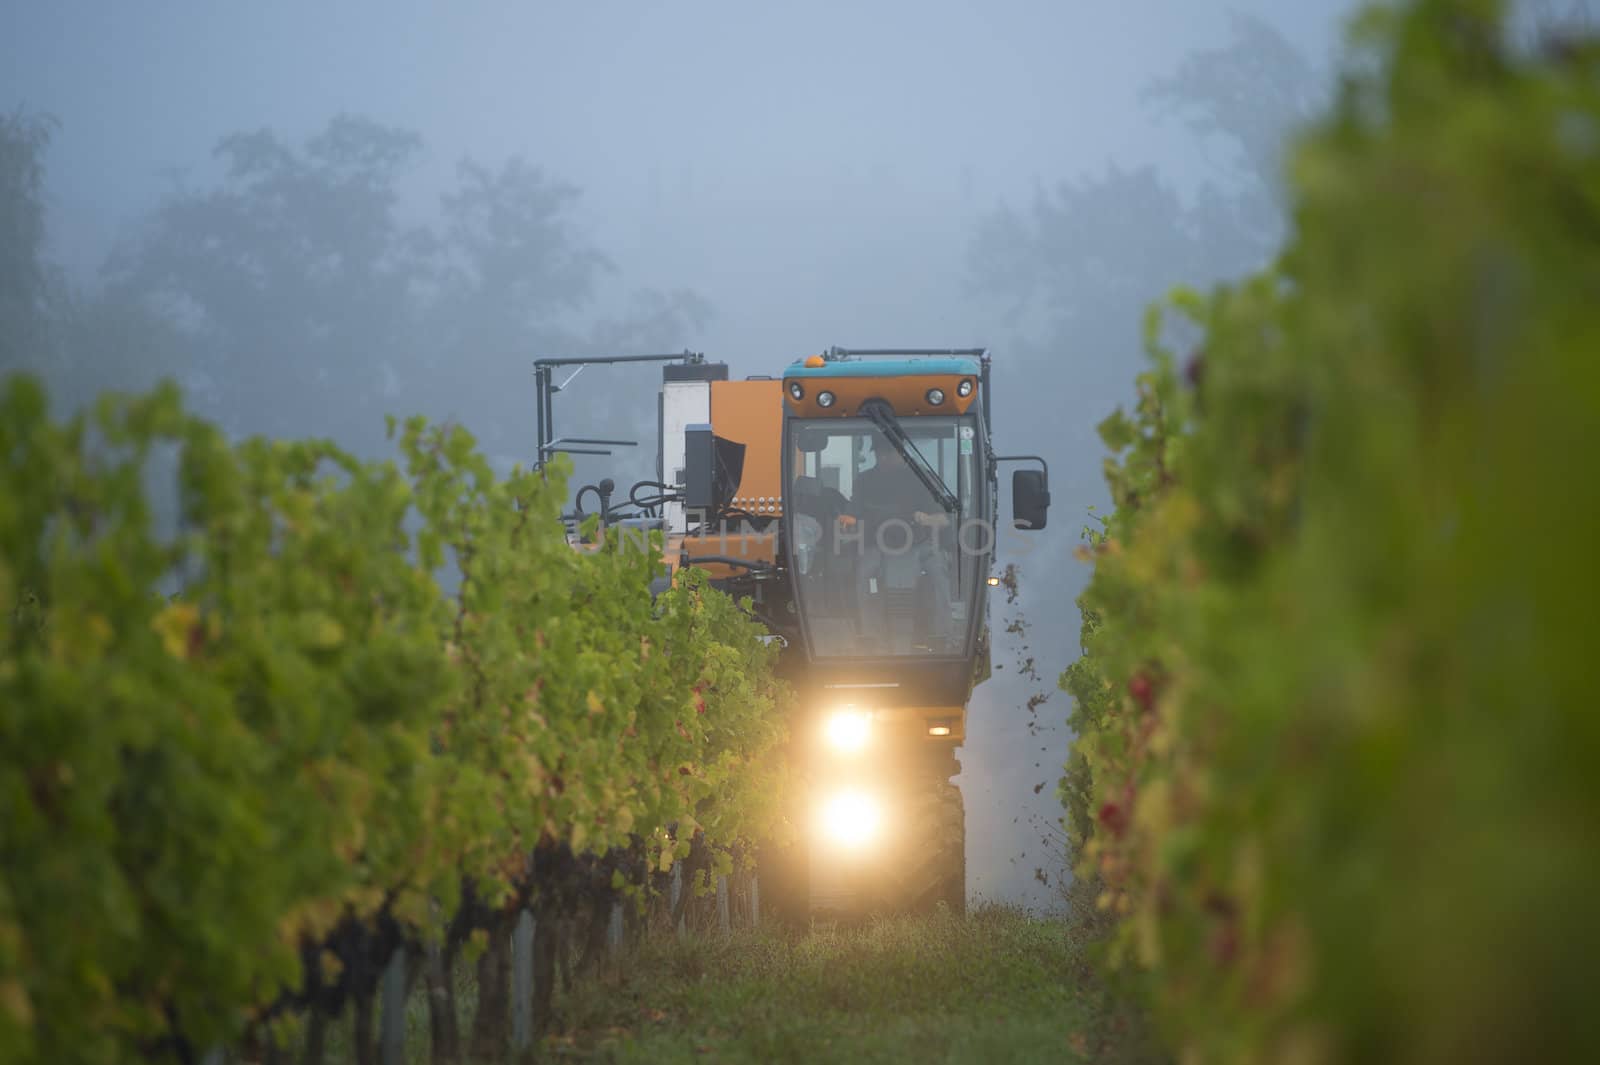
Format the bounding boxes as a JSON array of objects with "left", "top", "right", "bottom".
[{"left": 787, "top": 415, "right": 985, "bottom": 658}]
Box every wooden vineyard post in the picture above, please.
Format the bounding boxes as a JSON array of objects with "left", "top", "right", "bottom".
[
  {"left": 532, "top": 910, "right": 558, "bottom": 1039},
  {"left": 671, "top": 861, "right": 686, "bottom": 938},
  {"left": 511, "top": 910, "right": 535, "bottom": 1056},
  {"left": 717, "top": 875, "right": 730, "bottom": 935},
  {"left": 607, "top": 901, "right": 623, "bottom": 956},
  {"left": 380, "top": 948, "right": 406, "bottom": 1065}
]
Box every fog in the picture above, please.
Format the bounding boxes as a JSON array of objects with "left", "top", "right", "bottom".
[{"left": 3, "top": 0, "right": 1362, "bottom": 909}]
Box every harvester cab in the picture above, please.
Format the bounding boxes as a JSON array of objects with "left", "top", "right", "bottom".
[{"left": 536, "top": 346, "right": 1050, "bottom": 918}]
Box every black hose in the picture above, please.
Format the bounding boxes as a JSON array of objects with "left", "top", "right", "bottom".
[
  {"left": 574, "top": 479, "right": 619, "bottom": 520},
  {"left": 629, "top": 479, "right": 681, "bottom": 515}
]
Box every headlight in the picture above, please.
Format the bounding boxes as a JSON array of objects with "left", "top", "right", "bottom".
[
  {"left": 957, "top": 378, "right": 974, "bottom": 397},
  {"left": 788, "top": 381, "right": 805, "bottom": 400},
  {"left": 817, "top": 390, "right": 836, "bottom": 409},
  {"left": 925, "top": 387, "right": 946, "bottom": 406},
  {"left": 816, "top": 790, "right": 883, "bottom": 849},
  {"left": 823, "top": 709, "right": 871, "bottom": 753}
]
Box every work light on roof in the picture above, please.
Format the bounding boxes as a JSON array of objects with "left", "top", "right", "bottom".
[
  {"left": 957, "top": 378, "right": 974, "bottom": 397},
  {"left": 817, "top": 390, "right": 836, "bottom": 408},
  {"left": 926, "top": 388, "right": 946, "bottom": 406},
  {"left": 788, "top": 382, "right": 804, "bottom": 401}
]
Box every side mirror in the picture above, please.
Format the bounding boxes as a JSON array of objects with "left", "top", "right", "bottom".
[{"left": 1012, "top": 469, "right": 1050, "bottom": 530}]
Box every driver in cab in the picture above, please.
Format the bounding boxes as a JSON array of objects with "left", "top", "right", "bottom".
[{"left": 840, "top": 437, "right": 949, "bottom": 539}]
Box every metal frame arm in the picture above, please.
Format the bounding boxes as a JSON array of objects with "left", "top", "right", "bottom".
[
  {"left": 993, "top": 454, "right": 1049, "bottom": 483},
  {"left": 534, "top": 350, "right": 702, "bottom": 470}
]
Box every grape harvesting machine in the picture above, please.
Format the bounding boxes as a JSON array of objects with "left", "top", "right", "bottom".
[{"left": 535, "top": 347, "right": 1050, "bottom": 920}]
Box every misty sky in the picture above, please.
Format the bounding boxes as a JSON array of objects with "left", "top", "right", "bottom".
[{"left": 5, "top": 0, "right": 1365, "bottom": 908}]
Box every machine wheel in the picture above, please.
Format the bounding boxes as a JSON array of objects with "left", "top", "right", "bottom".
[
  {"left": 868, "top": 775, "right": 965, "bottom": 917},
  {"left": 756, "top": 834, "right": 812, "bottom": 928}
]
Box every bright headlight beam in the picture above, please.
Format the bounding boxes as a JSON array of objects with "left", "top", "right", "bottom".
[
  {"left": 817, "top": 790, "right": 883, "bottom": 849},
  {"left": 823, "top": 710, "right": 871, "bottom": 753}
]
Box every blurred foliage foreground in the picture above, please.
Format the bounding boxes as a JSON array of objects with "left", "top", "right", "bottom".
[
  {"left": 1061, "top": 2, "right": 1600, "bottom": 1063},
  {"left": 0, "top": 377, "right": 789, "bottom": 1063}
]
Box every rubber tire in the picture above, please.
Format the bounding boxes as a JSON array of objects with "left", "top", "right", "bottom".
[
  {"left": 865, "top": 776, "right": 965, "bottom": 917},
  {"left": 756, "top": 835, "right": 812, "bottom": 928}
]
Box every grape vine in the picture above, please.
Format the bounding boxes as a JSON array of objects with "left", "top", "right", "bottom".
[
  {"left": 1062, "top": 3, "right": 1599, "bottom": 1062},
  {"left": 0, "top": 377, "right": 790, "bottom": 1064}
]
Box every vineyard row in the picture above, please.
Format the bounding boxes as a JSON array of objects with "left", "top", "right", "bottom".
[
  {"left": 1061, "top": 4, "right": 1600, "bottom": 1063},
  {"left": 0, "top": 378, "right": 791, "bottom": 1065}
]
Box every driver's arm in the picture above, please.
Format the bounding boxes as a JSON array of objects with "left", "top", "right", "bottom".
[
  {"left": 834, "top": 474, "right": 869, "bottom": 527},
  {"left": 818, "top": 484, "right": 856, "bottom": 528}
]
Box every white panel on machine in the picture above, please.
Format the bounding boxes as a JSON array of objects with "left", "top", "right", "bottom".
[{"left": 661, "top": 380, "right": 710, "bottom": 534}]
